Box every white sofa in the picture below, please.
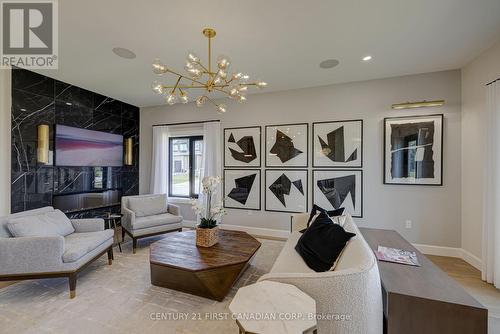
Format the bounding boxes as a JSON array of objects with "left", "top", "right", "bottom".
[
  {"left": 258, "top": 214, "right": 383, "bottom": 334},
  {"left": 121, "top": 194, "right": 183, "bottom": 253},
  {"left": 0, "top": 206, "right": 114, "bottom": 298}
]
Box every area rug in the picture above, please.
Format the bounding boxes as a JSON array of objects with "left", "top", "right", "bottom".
[{"left": 0, "top": 236, "right": 284, "bottom": 334}]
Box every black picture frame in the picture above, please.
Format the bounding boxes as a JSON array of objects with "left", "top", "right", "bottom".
[
  {"left": 264, "top": 169, "right": 309, "bottom": 213},
  {"left": 312, "top": 169, "right": 363, "bottom": 218},
  {"left": 265, "top": 123, "right": 309, "bottom": 168},
  {"left": 223, "top": 126, "right": 262, "bottom": 168},
  {"left": 383, "top": 114, "right": 444, "bottom": 186},
  {"left": 312, "top": 119, "right": 363, "bottom": 168},
  {"left": 223, "top": 169, "right": 261, "bottom": 211}
]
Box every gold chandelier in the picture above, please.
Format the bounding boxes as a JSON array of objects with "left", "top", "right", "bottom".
[{"left": 151, "top": 28, "right": 267, "bottom": 113}]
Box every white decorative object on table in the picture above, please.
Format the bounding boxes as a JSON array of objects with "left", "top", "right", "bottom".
[
  {"left": 229, "top": 281, "right": 317, "bottom": 334},
  {"left": 192, "top": 176, "right": 226, "bottom": 247}
]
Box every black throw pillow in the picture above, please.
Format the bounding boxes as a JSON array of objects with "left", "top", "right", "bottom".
[
  {"left": 327, "top": 207, "right": 345, "bottom": 218},
  {"left": 302, "top": 205, "right": 345, "bottom": 233},
  {"left": 295, "top": 212, "right": 356, "bottom": 272}
]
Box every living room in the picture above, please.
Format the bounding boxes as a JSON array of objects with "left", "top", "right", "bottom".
[{"left": 0, "top": 1, "right": 500, "bottom": 333}]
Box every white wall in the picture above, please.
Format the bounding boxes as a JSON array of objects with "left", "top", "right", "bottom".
[
  {"left": 461, "top": 40, "right": 500, "bottom": 260},
  {"left": 141, "top": 70, "right": 462, "bottom": 247},
  {"left": 0, "top": 69, "right": 11, "bottom": 216}
]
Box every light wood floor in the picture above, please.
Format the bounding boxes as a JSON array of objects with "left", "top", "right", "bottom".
[{"left": 428, "top": 254, "right": 500, "bottom": 332}]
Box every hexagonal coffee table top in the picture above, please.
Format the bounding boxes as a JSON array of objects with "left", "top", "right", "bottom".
[
  {"left": 150, "top": 229, "right": 261, "bottom": 272},
  {"left": 150, "top": 230, "right": 261, "bottom": 301}
]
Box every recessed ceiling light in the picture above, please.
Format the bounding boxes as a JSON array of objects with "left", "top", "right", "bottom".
[
  {"left": 362, "top": 55, "right": 372, "bottom": 62},
  {"left": 112, "top": 47, "right": 136, "bottom": 59},
  {"left": 319, "top": 59, "right": 340, "bottom": 69},
  {"left": 65, "top": 102, "right": 72, "bottom": 106}
]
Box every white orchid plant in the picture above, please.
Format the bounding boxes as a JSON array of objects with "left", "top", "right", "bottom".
[{"left": 191, "top": 176, "right": 226, "bottom": 229}]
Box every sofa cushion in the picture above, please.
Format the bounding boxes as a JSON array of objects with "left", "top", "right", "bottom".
[
  {"left": 132, "top": 213, "right": 182, "bottom": 230},
  {"left": 63, "top": 230, "right": 114, "bottom": 263},
  {"left": 270, "top": 231, "right": 314, "bottom": 274},
  {"left": 300, "top": 205, "right": 345, "bottom": 233},
  {"left": 7, "top": 215, "right": 61, "bottom": 238},
  {"left": 295, "top": 212, "right": 356, "bottom": 272},
  {"left": 128, "top": 195, "right": 168, "bottom": 217},
  {"left": 0, "top": 206, "right": 54, "bottom": 238},
  {"left": 7, "top": 209, "right": 75, "bottom": 238},
  {"left": 334, "top": 217, "right": 373, "bottom": 271},
  {"left": 43, "top": 210, "right": 75, "bottom": 236}
]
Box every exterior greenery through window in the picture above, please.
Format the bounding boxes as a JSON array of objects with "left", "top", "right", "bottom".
[{"left": 169, "top": 136, "right": 203, "bottom": 198}]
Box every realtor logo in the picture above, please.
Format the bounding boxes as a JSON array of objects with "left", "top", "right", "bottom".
[{"left": 1, "top": 0, "right": 58, "bottom": 69}]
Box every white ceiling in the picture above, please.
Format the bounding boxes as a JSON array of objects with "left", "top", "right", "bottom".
[{"left": 36, "top": 0, "right": 500, "bottom": 107}]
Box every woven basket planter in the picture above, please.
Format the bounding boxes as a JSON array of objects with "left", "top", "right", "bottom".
[{"left": 196, "top": 226, "right": 219, "bottom": 247}]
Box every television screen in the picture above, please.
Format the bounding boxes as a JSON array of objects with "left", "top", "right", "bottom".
[{"left": 55, "top": 125, "right": 123, "bottom": 167}]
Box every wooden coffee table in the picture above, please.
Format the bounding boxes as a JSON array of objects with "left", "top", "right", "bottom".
[{"left": 150, "top": 229, "right": 261, "bottom": 301}]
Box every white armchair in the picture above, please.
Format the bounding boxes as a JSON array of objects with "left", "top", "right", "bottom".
[{"left": 121, "top": 194, "right": 183, "bottom": 253}]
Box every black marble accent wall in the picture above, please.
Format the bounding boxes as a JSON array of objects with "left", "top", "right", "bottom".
[{"left": 11, "top": 68, "right": 140, "bottom": 217}]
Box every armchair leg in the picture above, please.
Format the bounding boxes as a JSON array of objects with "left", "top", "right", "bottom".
[
  {"left": 132, "top": 238, "right": 137, "bottom": 254},
  {"left": 69, "top": 273, "right": 77, "bottom": 299},
  {"left": 107, "top": 247, "right": 113, "bottom": 265},
  {"left": 121, "top": 227, "right": 125, "bottom": 241}
]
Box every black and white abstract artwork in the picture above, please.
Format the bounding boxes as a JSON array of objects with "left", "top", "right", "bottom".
[
  {"left": 384, "top": 114, "right": 443, "bottom": 185},
  {"left": 313, "top": 120, "right": 363, "bottom": 167},
  {"left": 224, "top": 126, "right": 261, "bottom": 167},
  {"left": 265, "top": 123, "right": 308, "bottom": 167},
  {"left": 265, "top": 169, "right": 308, "bottom": 213},
  {"left": 313, "top": 170, "right": 363, "bottom": 217},
  {"left": 224, "top": 169, "right": 261, "bottom": 210}
]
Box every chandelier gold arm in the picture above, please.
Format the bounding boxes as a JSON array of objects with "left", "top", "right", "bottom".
[
  {"left": 171, "top": 76, "right": 182, "bottom": 93},
  {"left": 162, "top": 68, "right": 209, "bottom": 89},
  {"left": 161, "top": 85, "right": 207, "bottom": 89}
]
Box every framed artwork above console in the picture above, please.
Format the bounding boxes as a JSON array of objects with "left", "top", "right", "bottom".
[{"left": 384, "top": 114, "right": 443, "bottom": 186}]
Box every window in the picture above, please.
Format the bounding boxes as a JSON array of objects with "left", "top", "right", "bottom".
[{"left": 169, "top": 136, "right": 203, "bottom": 198}]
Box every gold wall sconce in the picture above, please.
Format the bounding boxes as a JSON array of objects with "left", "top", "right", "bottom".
[
  {"left": 391, "top": 100, "right": 445, "bottom": 110},
  {"left": 37, "top": 124, "right": 49, "bottom": 164},
  {"left": 124, "top": 137, "right": 133, "bottom": 165}
]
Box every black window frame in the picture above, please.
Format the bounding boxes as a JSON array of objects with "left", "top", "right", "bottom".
[{"left": 168, "top": 136, "right": 203, "bottom": 198}]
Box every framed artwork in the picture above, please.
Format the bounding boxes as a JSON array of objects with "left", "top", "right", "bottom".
[
  {"left": 384, "top": 114, "right": 443, "bottom": 185},
  {"left": 265, "top": 123, "right": 308, "bottom": 167},
  {"left": 312, "top": 169, "right": 363, "bottom": 218},
  {"left": 313, "top": 120, "right": 363, "bottom": 168},
  {"left": 223, "top": 169, "right": 261, "bottom": 210},
  {"left": 224, "top": 126, "right": 261, "bottom": 167},
  {"left": 265, "top": 169, "right": 308, "bottom": 213}
]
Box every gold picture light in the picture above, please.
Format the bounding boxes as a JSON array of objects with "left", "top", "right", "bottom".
[
  {"left": 391, "top": 100, "right": 445, "bottom": 110},
  {"left": 124, "top": 137, "right": 133, "bottom": 165},
  {"left": 37, "top": 124, "right": 49, "bottom": 164}
]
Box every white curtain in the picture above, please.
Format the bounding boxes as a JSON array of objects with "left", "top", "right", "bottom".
[
  {"left": 197, "top": 122, "right": 222, "bottom": 223},
  {"left": 201, "top": 121, "right": 222, "bottom": 196},
  {"left": 483, "top": 80, "right": 500, "bottom": 287},
  {"left": 150, "top": 126, "right": 170, "bottom": 195}
]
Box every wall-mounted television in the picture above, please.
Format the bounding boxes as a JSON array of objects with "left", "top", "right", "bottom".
[{"left": 55, "top": 125, "right": 123, "bottom": 167}]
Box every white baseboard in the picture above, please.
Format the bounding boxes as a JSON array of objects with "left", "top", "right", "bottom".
[
  {"left": 413, "top": 243, "right": 463, "bottom": 258},
  {"left": 182, "top": 220, "right": 290, "bottom": 239},
  {"left": 460, "top": 249, "right": 482, "bottom": 271},
  {"left": 183, "top": 221, "right": 483, "bottom": 270},
  {"left": 413, "top": 243, "right": 482, "bottom": 270}
]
